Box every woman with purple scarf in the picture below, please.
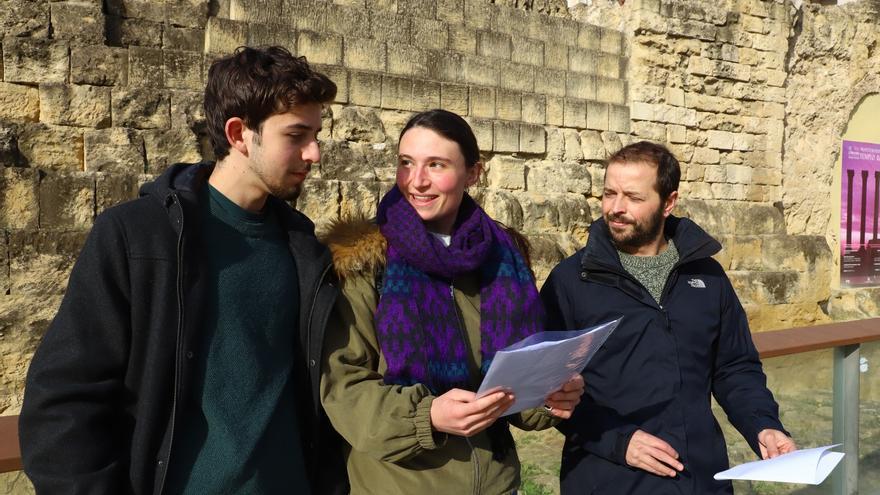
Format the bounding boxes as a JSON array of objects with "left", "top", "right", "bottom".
[{"left": 320, "top": 109, "right": 585, "bottom": 494}]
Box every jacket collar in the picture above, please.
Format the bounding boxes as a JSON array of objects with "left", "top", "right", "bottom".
[
  {"left": 580, "top": 215, "right": 721, "bottom": 274},
  {"left": 139, "top": 161, "right": 317, "bottom": 237}
]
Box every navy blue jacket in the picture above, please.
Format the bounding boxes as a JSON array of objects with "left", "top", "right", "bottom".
[
  {"left": 20, "top": 163, "right": 347, "bottom": 495},
  {"left": 541, "top": 216, "right": 787, "bottom": 494}
]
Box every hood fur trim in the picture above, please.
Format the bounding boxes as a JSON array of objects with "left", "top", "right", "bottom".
[{"left": 321, "top": 218, "right": 387, "bottom": 280}]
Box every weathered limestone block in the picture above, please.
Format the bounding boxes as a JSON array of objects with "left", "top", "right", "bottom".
[
  {"left": 330, "top": 106, "right": 385, "bottom": 143},
  {"left": 386, "top": 44, "right": 428, "bottom": 78},
  {"left": 128, "top": 47, "right": 164, "bottom": 88},
  {"left": 528, "top": 161, "right": 591, "bottom": 195},
  {"left": 474, "top": 188, "right": 524, "bottom": 230},
  {"left": 3, "top": 39, "right": 69, "bottom": 84},
  {"left": 298, "top": 31, "right": 343, "bottom": 66},
  {"left": 295, "top": 179, "right": 339, "bottom": 229},
  {"left": 344, "top": 37, "right": 387, "bottom": 72},
  {"left": 164, "top": 50, "right": 203, "bottom": 90},
  {"left": 520, "top": 123, "right": 546, "bottom": 154},
  {"left": 728, "top": 270, "right": 801, "bottom": 305},
  {"left": 493, "top": 121, "right": 519, "bottom": 153},
  {"left": 761, "top": 235, "right": 832, "bottom": 274},
  {"left": 0, "top": 293, "right": 64, "bottom": 414},
  {"left": 165, "top": 26, "right": 206, "bottom": 51},
  {"left": 566, "top": 73, "right": 596, "bottom": 101},
  {"left": 368, "top": 10, "right": 411, "bottom": 44},
  {"left": 1, "top": 168, "right": 39, "bottom": 229},
  {"left": 744, "top": 302, "right": 830, "bottom": 333},
  {"left": 167, "top": 0, "right": 210, "bottom": 27},
  {"left": 381, "top": 75, "right": 413, "bottom": 111},
  {"left": 448, "top": 25, "right": 478, "bottom": 54},
  {"left": 437, "top": 0, "right": 465, "bottom": 24},
  {"left": 50, "top": 2, "right": 104, "bottom": 44},
  {"left": 563, "top": 98, "right": 586, "bottom": 129},
  {"left": 518, "top": 192, "right": 591, "bottom": 237},
  {"left": 0, "top": 83, "right": 39, "bottom": 122},
  {"left": 0, "top": 0, "right": 49, "bottom": 37},
  {"left": 18, "top": 124, "right": 84, "bottom": 171},
  {"left": 349, "top": 71, "right": 382, "bottom": 108},
  {"left": 578, "top": 129, "right": 605, "bottom": 161},
  {"left": 71, "top": 46, "right": 128, "bottom": 86},
  {"left": 170, "top": 90, "right": 206, "bottom": 130},
  {"left": 412, "top": 79, "right": 440, "bottom": 112},
  {"left": 478, "top": 31, "right": 512, "bottom": 60},
  {"left": 112, "top": 88, "right": 171, "bottom": 129},
  {"left": 377, "top": 111, "right": 413, "bottom": 147},
  {"left": 496, "top": 89, "right": 522, "bottom": 121},
  {"left": 205, "top": 17, "right": 248, "bottom": 54},
  {"left": 828, "top": 288, "right": 880, "bottom": 321},
  {"left": 340, "top": 180, "right": 379, "bottom": 221},
  {"left": 530, "top": 233, "right": 578, "bottom": 285},
  {"left": 713, "top": 234, "right": 763, "bottom": 271},
  {"left": 0, "top": 126, "right": 27, "bottom": 167},
  {"left": 545, "top": 96, "right": 564, "bottom": 127},
  {"left": 105, "top": 17, "right": 164, "bottom": 48},
  {"left": 229, "top": 0, "right": 284, "bottom": 23},
  {"left": 411, "top": 18, "right": 448, "bottom": 51},
  {"left": 485, "top": 155, "right": 526, "bottom": 191},
  {"left": 586, "top": 102, "right": 609, "bottom": 131},
  {"left": 39, "top": 172, "right": 95, "bottom": 229},
  {"left": 106, "top": 0, "right": 166, "bottom": 22},
  {"left": 97, "top": 173, "right": 140, "bottom": 214},
  {"left": 469, "top": 86, "right": 496, "bottom": 119},
  {"left": 39, "top": 84, "right": 112, "bottom": 128},
  {"left": 464, "top": 0, "right": 493, "bottom": 30},
  {"left": 320, "top": 141, "right": 381, "bottom": 181},
  {"left": 521, "top": 94, "right": 546, "bottom": 125},
  {"left": 461, "top": 55, "right": 499, "bottom": 87},
  {"left": 8, "top": 230, "right": 89, "bottom": 295},
  {"left": 144, "top": 128, "right": 203, "bottom": 174}
]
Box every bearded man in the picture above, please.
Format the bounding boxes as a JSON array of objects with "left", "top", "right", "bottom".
[{"left": 540, "top": 141, "right": 796, "bottom": 494}]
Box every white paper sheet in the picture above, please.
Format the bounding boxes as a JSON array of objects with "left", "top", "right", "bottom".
[
  {"left": 476, "top": 318, "right": 620, "bottom": 416},
  {"left": 714, "top": 445, "right": 844, "bottom": 485}
]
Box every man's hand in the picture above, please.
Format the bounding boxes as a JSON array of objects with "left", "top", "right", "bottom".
[
  {"left": 757, "top": 429, "right": 796, "bottom": 459},
  {"left": 430, "top": 389, "right": 514, "bottom": 437},
  {"left": 625, "top": 430, "right": 684, "bottom": 477},
  {"left": 544, "top": 374, "right": 585, "bottom": 419}
]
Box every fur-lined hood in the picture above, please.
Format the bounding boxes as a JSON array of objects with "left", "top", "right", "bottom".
[
  {"left": 321, "top": 218, "right": 386, "bottom": 280},
  {"left": 321, "top": 217, "right": 535, "bottom": 282}
]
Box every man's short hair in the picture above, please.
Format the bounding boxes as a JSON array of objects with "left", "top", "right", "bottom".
[
  {"left": 204, "top": 46, "right": 337, "bottom": 160},
  {"left": 606, "top": 141, "right": 681, "bottom": 200}
]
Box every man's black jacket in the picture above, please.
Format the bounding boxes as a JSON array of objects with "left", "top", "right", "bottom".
[
  {"left": 541, "top": 216, "right": 787, "bottom": 494},
  {"left": 19, "top": 163, "right": 347, "bottom": 494}
]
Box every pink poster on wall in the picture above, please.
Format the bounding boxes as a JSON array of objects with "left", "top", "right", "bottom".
[{"left": 841, "top": 139, "right": 880, "bottom": 288}]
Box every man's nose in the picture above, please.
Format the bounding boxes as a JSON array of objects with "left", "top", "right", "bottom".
[{"left": 303, "top": 139, "right": 320, "bottom": 164}]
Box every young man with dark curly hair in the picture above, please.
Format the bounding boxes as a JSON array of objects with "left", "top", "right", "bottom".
[{"left": 19, "top": 46, "right": 346, "bottom": 495}]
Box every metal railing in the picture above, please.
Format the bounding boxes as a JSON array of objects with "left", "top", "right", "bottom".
[
  {"left": 751, "top": 317, "right": 880, "bottom": 495},
  {"left": 2, "top": 318, "right": 880, "bottom": 494}
]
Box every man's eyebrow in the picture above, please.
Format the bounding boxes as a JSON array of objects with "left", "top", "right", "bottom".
[{"left": 282, "top": 123, "right": 317, "bottom": 130}]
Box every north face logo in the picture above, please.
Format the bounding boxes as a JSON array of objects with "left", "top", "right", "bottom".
[{"left": 688, "top": 278, "right": 706, "bottom": 288}]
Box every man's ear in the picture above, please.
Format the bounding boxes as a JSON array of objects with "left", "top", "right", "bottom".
[
  {"left": 225, "top": 117, "right": 249, "bottom": 157},
  {"left": 663, "top": 190, "right": 679, "bottom": 217}
]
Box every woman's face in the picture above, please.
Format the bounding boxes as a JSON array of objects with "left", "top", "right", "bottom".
[{"left": 396, "top": 126, "right": 481, "bottom": 235}]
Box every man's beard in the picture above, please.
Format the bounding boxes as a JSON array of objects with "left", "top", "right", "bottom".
[{"left": 604, "top": 204, "right": 666, "bottom": 252}]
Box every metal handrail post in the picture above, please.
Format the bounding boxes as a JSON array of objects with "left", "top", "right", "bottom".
[{"left": 832, "top": 344, "right": 860, "bottom": 495}]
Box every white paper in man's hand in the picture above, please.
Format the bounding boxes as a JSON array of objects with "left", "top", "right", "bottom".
[
  {"left": 476, "top": 318, "right": 620, "bottom": 416},
  {"left": 714, "top": 445, "right": 844, "bottom": 485}
]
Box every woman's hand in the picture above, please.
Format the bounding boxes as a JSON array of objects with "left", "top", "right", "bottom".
[
  {"left": 543, "top": 374, "right": 585, "bottom": 419},
  {"left": 430, "top": 389, "right": 515, "bottom": 437}
]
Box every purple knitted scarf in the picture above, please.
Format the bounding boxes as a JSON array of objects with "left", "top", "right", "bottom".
[{"left": 375, "top": 185, "right": 544, "bottom": 395}]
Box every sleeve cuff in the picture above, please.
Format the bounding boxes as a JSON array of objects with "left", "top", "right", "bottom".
[{"left": 414, "top": 395, "right": 447, "bottom": 450}]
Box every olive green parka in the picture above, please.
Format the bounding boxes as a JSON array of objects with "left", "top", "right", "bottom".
[{"left": 320, "top": 220, "right": 558, "bottom": 495}]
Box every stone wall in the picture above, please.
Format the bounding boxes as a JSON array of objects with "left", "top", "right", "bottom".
[
  {"left": 0, "top": 0, "right": 634, "bottom": 415},
  {"left": 0, "top": 0, "right": 878, "bottom": 438}
]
